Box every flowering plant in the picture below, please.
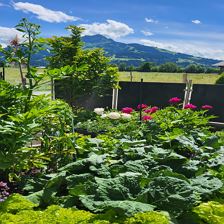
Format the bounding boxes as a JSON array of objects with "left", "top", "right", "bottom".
[
  {"left": 137, "top": 104, "right": 148, "bottom": 110},
  {"left": 145, "top": 106, "right": 159, "bottom": 114},
  {"left": 107, "top": 112, "right": 121, "bottom": 120},
  {"left": 121, "top": 113, "right": 132, "bottom": 119},
  {"left": 184, "top": 104, "right": 197, "bottom": 110},
  {"left": 122, "top": 107, "right": 133, "bottom": 114},
  {"left": 142, "top": 115, "right": 152, "bottom": 121},
  {"left": 94, "top": 108, "right": 104, "bottom": 115},
  {"left": 202, "top": 105, "right": 213, "bottom": 110},
  {"left": 169, "top": 97, "right": 181, "bottom": 104}
]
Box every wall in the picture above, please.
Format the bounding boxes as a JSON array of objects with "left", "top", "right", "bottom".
[{"left": 55, "top": 80, "right": 224, "bottom": 121}]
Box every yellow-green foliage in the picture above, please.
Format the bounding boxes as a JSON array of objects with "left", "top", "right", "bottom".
[
  {"left": 124, "top": 211, "right": 170, "bottom": 224},
  {"left": 0, "top": 194, "right": 37, "bottom": 214},
  {"left": 0, "top": 205, "right": 95, "bottom": 224},
  {"left": 0, "top": 194, "right": 171, "bottom": 224},
  {"left": 193, "top": 201, "right": 224, "bottom": 224}
]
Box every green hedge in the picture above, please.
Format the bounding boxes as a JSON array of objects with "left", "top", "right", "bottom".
[
  {"left": 215, "top": 73, "right": 224, "bottom": 84},
  {"left": 0, "top": 194, "right": 170, "bottom": 224}
]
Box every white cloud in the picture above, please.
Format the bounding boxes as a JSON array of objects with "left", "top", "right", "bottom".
[
  {"left": 139, "top": 38, "right": 224, "bottom": 60},
  {"left": 0, "top": 26, "right": 23, "bottom": 47},
  {"left": 13, "top": 2, "right": 79, "bottom": 23},
  {"left": 80, "top": 19, "right": 134, "bottom": 39},
  {"left": 192, "top": 19, "right": 201, "bottom": 24},
  {"left": 145, "top": 18, "right": 159, "bottom": 24},
  {"left": 141, "top": 30, "right": 153, "bottom": 36}
]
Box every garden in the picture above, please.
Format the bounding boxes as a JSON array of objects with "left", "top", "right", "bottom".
[{"left": 0, "top": 19, "right": 224, "bottom": 224}]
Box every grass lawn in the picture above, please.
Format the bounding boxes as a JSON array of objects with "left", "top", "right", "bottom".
[
  {"left": 119, "top": 71, "right": 220, "bottom": 84},
  {"left": 3, "top": 67, "right": 51, "bottom": 91},
  {"left": 2, "top": 68, "right": 220, "bottom": 91}
]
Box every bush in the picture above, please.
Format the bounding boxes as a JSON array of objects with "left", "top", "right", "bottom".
[
  {"left": 216, "top": 73, "right": 224, "bottom": 84},
  {"left": 124, "top": 211, "right": 170, "bottom": 224},
  {"left": 0, "top": 194, "right": 36, "bottom": 213},
  {"left": 0, "top": 194, "right": 170, "bottom": 224},
  {"left": 193, "top": 201, "right": 224, "bottom": 224}
]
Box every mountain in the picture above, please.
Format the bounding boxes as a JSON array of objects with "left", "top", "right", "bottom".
[
  {"left": 82, "top": 35, "right": 221, "bottom": 67},
  {"left": 0, "top": 35, "right": 220, "bottom": 67}
]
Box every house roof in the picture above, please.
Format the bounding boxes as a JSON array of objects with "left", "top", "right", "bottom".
[{"left": 213, "top": 61, "right": 224, "bottom": 67}]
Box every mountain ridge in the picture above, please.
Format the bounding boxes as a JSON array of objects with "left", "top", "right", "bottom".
[
  {"left": 0, "top": 35, "right": 221, "bottom": 67},
  {"left": 82, "top": 35, "right": 221, "bottom": 67}
]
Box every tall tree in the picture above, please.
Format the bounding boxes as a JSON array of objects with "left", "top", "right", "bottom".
[
  {"left": 46, "top": 26, "right": 84, "bottom": 68},
  {"left": 46, "top": 26, "right": 119, "bottom": 101}
]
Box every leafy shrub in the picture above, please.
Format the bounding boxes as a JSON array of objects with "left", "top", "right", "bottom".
[
  {"left": 0, "top": 194, "right": 170, "bottom": 224},
  {"left": 193, "top": 201, "right": 224, "bottom": 224},
  {"left": 23, "top": 139, "right": 224, "bottom": 218},
  {"left": 0, "top": 194, "right": 36, "bottom": 213},
  {"left": 0, "top": 80, "right": 75, "bottom": 179},
  {"left": 124, "top": 211, "right": 170, "bottom": 224},
  {"left": 216, "top": 73, "right": 224, "bottom": 84}
]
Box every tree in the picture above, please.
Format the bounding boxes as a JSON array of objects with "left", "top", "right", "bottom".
[
  {"left": 0, "top": 18, "right": 46, "bottom": 109},
  {"left": 158, "top": 62, "right": 180, "bottom": 73},
  {"left": 118, "top": 63, "right": 127, "bottom": 71},
  {"left": 185, "top": 64, "right": 205, "bottom": 73},
  {"left": 138, "top": 62, "right": 155, "bottom": 72},
  {"left": 205, "top": 67, "right": 219, "bottom": 74},
  {"left": 126, "top": 65, "right": 136, "bottom": 71},
  {"left": 47, "top": 26, "right": 119, "bottom": 101},
  {"left": 46, "top": 26, "right": 84, "bottom": 68}
]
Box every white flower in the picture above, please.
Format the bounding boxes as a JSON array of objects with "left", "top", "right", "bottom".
[
  {"left": 107, "top": 112, "right": 121, "bottom": 120},
  {"left": 101, "top": 114, "right": 107, "bottom": 119},
  {"left": 94, "top": 108, "right": 104, "bottom": 115},
  {"left": 121, "top": 113, "right": 132, "bottom": 120}
]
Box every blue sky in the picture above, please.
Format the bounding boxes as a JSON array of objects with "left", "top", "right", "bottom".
[{"left": 1, "top": 0, "right": 224, "bottom": 59}]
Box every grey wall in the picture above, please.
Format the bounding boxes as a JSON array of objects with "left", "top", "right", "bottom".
[{"left": 55, "top": 80, "right": 224, "bottom": 121}]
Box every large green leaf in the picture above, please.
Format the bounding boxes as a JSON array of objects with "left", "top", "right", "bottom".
[
  {"left": 142, "top": 176, "right": 198, "bottom": 217},
  {"left": 191, "top": 174, "right": 223, "bottom": 198},
  {"left": 95, "top": 172, "right": 142, "bottom": 201},
  {"left": 79, "top": 195, "right": 155, "bottom": 216}
]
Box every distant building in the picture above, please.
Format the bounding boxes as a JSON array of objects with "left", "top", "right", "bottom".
[{"left": 213, "top": 61, "right": 224, "bottom": 74}]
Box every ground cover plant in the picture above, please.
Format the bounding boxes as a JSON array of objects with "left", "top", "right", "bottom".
[
  {"left": 1, "top": 18, "right": 224, "bottom": 224},
  {"left": 12, "top": 102, "right": 223, "bottom": 223}
]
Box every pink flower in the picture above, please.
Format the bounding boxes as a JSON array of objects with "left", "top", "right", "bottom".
[
  {"left": 122, "top": 107, "right": 133, "bottom": 114},
  {"left": 169, "top": 97, "right": 181, "bottom": 104},
  {"left": 184, "top": 104, "right": 197, "bottom": 110},
  {"left": 145, "top": 106, "right": 159, "bottom": 114},
  {"left": 202, "top": 105, "right": 213, "bottom": 110},
  {"left": 137, "top": 104, "right": 148, "bottom": 110},
  {"left": 142, "top": 115, "right": 152, "bottom": 121}
]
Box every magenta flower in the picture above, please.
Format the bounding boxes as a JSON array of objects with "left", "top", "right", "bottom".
[
  {"left": 142, "top": 115, "right": 152, "bottom": 121},
  {"left": 169, "top": 97, "right": 181, "bottom": 104},
  {"left": 122, "top": 107, "right": 133, "bottom": 114},
  {"left": 202, "top": 105, "right": 213, "bottom": 110},
  {"left": 137, "top": 104, "right": 148, "bottom": 110},
  {"left": 184, "top": 104, "right": 197, "bottom": 110},
  {"left": 145, "top": 106, "right": 159, "bottom": 114}
]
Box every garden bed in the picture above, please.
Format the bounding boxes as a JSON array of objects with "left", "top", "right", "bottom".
[{"left": 1, "top": 80, "right": 224, "bottom": 224}]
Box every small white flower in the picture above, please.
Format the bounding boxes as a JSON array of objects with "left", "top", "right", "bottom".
[
  {"left": 107, "top": 112, "right": 121, "bottom": 120},
  {"left": 101, "top": 114, "right": 107, "bottom": 119},
  {"left": 94, "top": 108, "right": 104, "bottom": 115},
  {"left": 121, "top": 113, "right": 132, "bottom": 119}
]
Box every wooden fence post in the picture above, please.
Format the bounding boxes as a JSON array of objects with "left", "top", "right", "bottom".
[
  {"left": 112, "top": 88, "right": 119, "bottom": 109},
  {"left": 139, "top": 78, "right": 143, "bottom": 121},
  {"left": 130, "top": 71, "right": 133, "bottom": 82},
  {"left": 183, "top": 80, "right": 193, "bottom": 108},
  {"left": 182, "top": 73, "right": 188, "bottom": 83}
]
